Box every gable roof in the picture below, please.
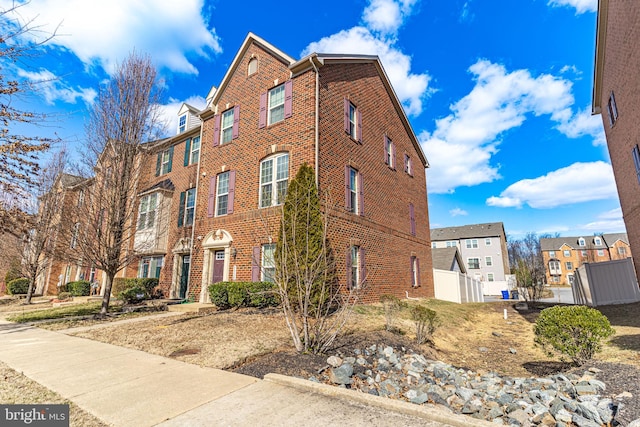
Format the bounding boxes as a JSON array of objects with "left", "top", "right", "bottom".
[
  {"left": 431, "top": 247, "right": 466, "bottom": 273},
  {"left": 603, "top": 232, "right": 629, "bottom": 246},
  {"left": 431, "top": 222, "right": 506, "bottom": 241},
  {"left": 539, "top": 234, "right": 622, "bottom": 251}
]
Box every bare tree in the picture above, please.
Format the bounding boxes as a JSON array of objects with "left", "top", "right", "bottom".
[
  {"left": 508, "top": 232, "right": 548, "bottom": 303},
  {"left": 1, "top": 3, "right": 59, "bottom": 236},
  {"left": 75, "top": 52, "right": 163, "bottom": 315},
  {"left": 21, "top": 148, "right": 69, "bottom": 303}
]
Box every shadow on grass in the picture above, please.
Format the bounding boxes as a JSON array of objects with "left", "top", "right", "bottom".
[
  {"left": 522, "top": 360, "right": 572, "bottom": 376},
  {"left": 608, "top": 334, "right": 640, "bottom": 352},
  {"left": 514, "top": 301, "right": 640, "bottom": 329}
]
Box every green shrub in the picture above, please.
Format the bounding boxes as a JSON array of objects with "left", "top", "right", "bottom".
[
  {"left": 7, "top": 278, "right": 29, "bottom": 295},
  {"left": 534, "top": 305, "right": 615, "bottom": 366},
  {"left": 4, "top": 261, "right": 22, "bottom": 284},
  {"left": 208, "top": 282, "right": 278, "bottom": 310},
  {"left": 119, "top": 285, "right": 148, "bottom": 304},
  {"left": 57, "top": 292, "right": 72, "bottom": 301},
  {"left": 380, "top": 294, "right": 403, "bottom": 332},
  {"left": 410, "top": 305, "right": 439, "bottom": 345},
  {"left": 208, "top": 283, "right": 229, "bottom": 309},
  {"left": 111, "top": 278, "right": 128, "bottom": 297},
  {"left": 66, "top": 280, "right": 91, "bottom": 296},
  {"left": 113, "top": 278, "right": 159, "bottom": 303}
]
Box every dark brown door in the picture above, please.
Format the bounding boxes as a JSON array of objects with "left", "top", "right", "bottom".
[{"left": 212, "top": 250, "right": 225, "bottom": 283}]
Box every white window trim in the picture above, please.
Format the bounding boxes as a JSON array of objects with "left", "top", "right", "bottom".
[
  {"left": 465, "top": 239, "right": 478, "bottom": 249},
  {"left": 160, "top": 150, "right": 171, "bottom": 175},
  {"left": 467, "top": 257, "right": 480, "bottom": 269},
  {"left": 221, "top": 109, "right": 234, "bottom": 144},
  {"left": 259, "top": 153, "right": 289, "bottom": 208},
  {"left": 348, "top": 167, "right": 359, "bottom": 214},
  {"left": 261, "top": 243, "right": 276, "bottom": 282},
  {"left": 215, "top": 172, "right": 230, "bottom": 217},
  {"left": 385, "top": 138, "right": 394, "bottom": 168},
  {"left": 578, "top": 238, "right": 585, "bottom": 246},
  {"left": 268, "top": 84, "right": 285, "bottom": 125},
  {"left": 350, "top": 245, "right": 360, "bottom": 289},
  {"left": 138, "top": 193, "right": 158, "bottom": 230},
  {"left": 348, "top": 102, "right": 357, "bottom": 140},
  {"left": 184, "top": 188, "right": 196, "bottom": 226},
  {"left": 189, "top": 136, "right": 201, "bottom": 165},
  {"left": 485, "top": 256, "right": 493, "bottom": 267},
  {"left": 178, "top": 114, "right": 187, "bottom": 133}
]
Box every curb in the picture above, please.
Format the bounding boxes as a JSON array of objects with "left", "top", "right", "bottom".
[{"left": 264, "top": 373, "right": 496, "bottom": 427}]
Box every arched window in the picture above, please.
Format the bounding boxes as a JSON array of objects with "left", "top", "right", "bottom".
[
  {"left": 248, "top": 58, "right": 258, "bottom": 75},
  {"left": 259, "top": 153, "right": 289, "bottom": 207}
]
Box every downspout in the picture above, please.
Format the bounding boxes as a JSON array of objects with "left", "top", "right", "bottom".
[{"left": 309, "top": 56, "right": 320, "bottom": 186}]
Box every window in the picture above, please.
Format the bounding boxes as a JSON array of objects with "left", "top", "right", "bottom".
[
  {"left": 70, "top": 223, "right": 80, "bottom": 249},
  {"left": 485, "top": 238, "right": 491, "bottom": 246},
  {"left": 344, "top": 99, "right": 362, "bottom": 142},
  {"left": 606, "top": 91, "right": 618, "bottom": 127},
  {"left": 549, "top": 260, "right": 561, "bottom": 271},
  {"left": 139, "top": 256, "right": 163, "bottom": 279},
  {"left": 563, "top": 250, "right": 570, "bottom": 257},
  {"left": 259, "top": 81, "right": 292, "bottom": 128},
  {"left": 156, "top": 147, "right": 173, "bottom": 176},
  {"left": 179, "top": 188, "right": 196, "bottom": 227},
  {"left": 137, "top": 193, "right": 158, "bottom": 230},
  {"left": 578, "top": 238, "right": 585, "bottom": 246},
  {"left": 597, "top": 249, "right": 605, "bottom": 256},
  {"left": 633, "top": 145, "right": 640, "bottom": 185},
  {"left": 260, "top": 153, "right": 289, "bottom": 208},
  {"left": 594, "top": 237, "right": 602, "bottom": 246},
  {"left": 221, "top": 109, "right": 234, "bottom": 144},
  {"left": 552, "top": 276, "right": 560, "bottom": 283},
  {"left": 409, "top": 203, "right": 416, "bottom": 236},
  {"left": 549, "top": 250, "right": 556, "bottom": 258},
  {"left": 216, "top": 172, "right": 230, "bottom": 216},
  {"left": 468, "top": 258, "right": 480, "bottom": 269},
  {"left": 347, "top": 246, "right": 365, "bottom": 289},
  {"left": 77, "top": 189, "right": 84, "bottom": 207},
  {"left": 410, "top": 256, "right": 421, "bottom": 287},
  {"left": 446, "top": 241, "right": 456, "bottom": 248},
  {"left": 581, "top": 250, "right": 588, "bottom": 257},
  {"left": 465, "top": 239, "right": 478, "bottom": 249},
  {"left": 431, "top": 242, "right": 436, "bottom": 248},
  {"left": 345, "top": 166, "right": 363, "bottom": 215},
  {"left": 384, "top": 136, "right": 395, "bottom": 169},
  {"left": 565, "top": 261, "right": 573, "bottom": 270},
  {"left": 262, "top": 244, "right": 276, "bottom": 282},
  {"left": 179, "top": 114, "right": 187, "bottom": 133},
  {"left": 404, "top": 154, "right": 412, "bottom": 176},
  {"left": 248, "top": 57, "right": 258, "bottom": 75},
  {"left": 619, "top": 246, "right": 627, "bottom": 255},
  {"left": 182, "top": 136, "right": 200, "bottom": 166},
  {"left": 485, "top": 256, "right": 493, "bottom": 267},
  {"left": 487, "top": 273, "right": 494, "bottom": 282}
]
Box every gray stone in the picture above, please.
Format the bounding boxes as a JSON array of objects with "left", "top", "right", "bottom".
[
  {"left": 628, "top": 419, "right": 640, "bottom": 427},
  {"left": 328, "top": 363, "right": 353, "bottom": 385},
  {"left": 492, "top": 331, "right": 502, "bottom": 337},
  {"left": 555, "top": 408, "right": 573, "bottom": 423},
  {"left": 616, "top": 391, "right": 632, "bottom": 399},
  {"left": 509, "top": 348, "right": 517, "bottom": 354},
  {"left": 587, "top": 379, "right": 606, "bottom": 392},
  {"left": 506, "top": 408, "right": 529, "bottom": 425},
  {"left": 487, "top": 406, "right": 503, "bottom": 420},
  {"left": 576, "top": 402, "right": 603, "bottom": 425},
  {"left": 456, "top": 387, "right": 475, "bottom": 402},
  {"left": 461, "top": 401, "right": 481, "bottom": 414},
  {"left": 478, "top": 347, "right": 489, "bottom": 352},
  {"left": 571, "top": 413, "right": 600, "bottom": 427},
  {"left": 326, "top": 355, "right": 342, "bottom": 367}
]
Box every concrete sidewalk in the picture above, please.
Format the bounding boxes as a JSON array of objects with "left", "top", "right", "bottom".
[{"left": 0, "top": 320, "right": 488, "bottom": 426}]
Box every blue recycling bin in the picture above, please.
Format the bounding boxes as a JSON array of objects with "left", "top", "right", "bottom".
[{"left": 501, "top": 290, "right": 510, "bottom": 299}]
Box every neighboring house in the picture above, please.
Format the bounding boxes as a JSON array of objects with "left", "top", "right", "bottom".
[
  {"left": 431, "top": 247, "right": 466, "bottom": 273},
  {"left": 430, "top": 222, "right": 509, "bottom": 284},
  {"left": 188, "top": 33, "right": 434, "bottom": 303},
  {"left": 593, "top": 0, "right": 640, "bottom": 281},
  {"left": 540, "top": 234, "right": 632, "bottom": 285}
]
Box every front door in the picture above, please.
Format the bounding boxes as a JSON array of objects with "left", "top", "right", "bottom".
[
  {"left": 179, "top": 255, "right": 190, "bottom": 299},
  {"left": 211, "top": 250, "right": 225, "bottom": 284}
]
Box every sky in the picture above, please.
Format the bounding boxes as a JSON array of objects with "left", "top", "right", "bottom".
[{"left": 1, "top": 0, "right": 622, "bottom": 240}]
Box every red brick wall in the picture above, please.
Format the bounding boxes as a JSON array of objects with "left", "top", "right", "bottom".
[{"left": 599, "top": 0, "right": 640, "bottom": 281}]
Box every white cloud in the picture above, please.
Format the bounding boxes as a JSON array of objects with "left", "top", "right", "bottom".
[
  {"left": 449, "top": 208, "right": 468, "bottom": 216},
  {"left": 486, "top": 161, "right": 617, "bottom": 209},
  {"left": 17, "top": 68, "right": 96, "bottom": 105},
  {"left": 303, "top": 0, "right": 432, "bottom": 116},
  {"left": 157, "top": 96, "right": 207, "bottom": 137},
  {"left": 547, "top": 0, "right": 597, "bottom": 14},
  {"left": 4, "top": 0, "right": 221, "bottom": 75},
  {"left": 556, "top": 106, "right": 606, "bottom": 146},
  {"left": 422, "top": 60, "right": 575, "bottom": 193},
  {"left": 580, "top": 208, "right": 625, "bottom": 233}
]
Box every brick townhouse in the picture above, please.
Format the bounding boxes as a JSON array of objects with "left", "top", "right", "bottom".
[
  {"left": 186, "top": 33, "right": 434, "bottom": 303},
  {"left": 593, "top": 0, "right": 640, "bottom": 281}
]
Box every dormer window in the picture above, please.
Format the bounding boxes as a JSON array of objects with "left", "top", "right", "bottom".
[
  {"left": 594, "top": 237, "right": 602, "bottom": 246},
  {"left": 578, "top": 238, "right": 585, "bottom": 247},
  {"left": 178, "top": 114, "right": 187, "bottom": 134}
]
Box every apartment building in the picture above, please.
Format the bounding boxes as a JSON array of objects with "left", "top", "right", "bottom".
[
  {"left": 593, "top": 0, "right": 640, "bottom": 281},
  {"left": 430, "top": 222, "right": 509, "bottom": 283},
  {"left": 540, "top": 234, "right": 632, "bottom": 285}
]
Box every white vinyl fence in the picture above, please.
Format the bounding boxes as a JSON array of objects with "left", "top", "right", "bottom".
[
  {"left": 433, "top": 269, "right": 484, "bottom": 303},
  {"left": 572, "top": 258, "right": 640, "bottom": 306}
]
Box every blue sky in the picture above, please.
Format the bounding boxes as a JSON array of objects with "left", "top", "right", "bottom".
[{"left": 2, "top": 0, "right": 621, "bottom": 239}]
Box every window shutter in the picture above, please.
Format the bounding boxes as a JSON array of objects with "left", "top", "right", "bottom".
[
  {"left": 344, "top": 98, "right": 349, "bottom": 134},
  {"left": 284, "top": 80, "right": 293, "bottom": 118},
  {"left": 346, "top": 247, "right": 352, "bottom": 289},
  {"left": 391, "top": 142, "right": 396, "bottom": 169},
  {"left": 232, "top": 105, "right": 240, "bottom": 139},
  {"left": 358, "top": 171, "right": 364, "bottom": 216},
  {"left": 155, "top": 153, "right": 161, "bottom": 176},
  {"left": 213, "top": 114, "right": 221, "bottom": 147},
  {"left": 633, "top": 145, "right": 640, "bottom": 184},
  {"left": 416, "top": 258, "right": 421, "bottom": 286},
  {"left": 410, "top": 256, "right": 416, "bottom": 287},
  {"left": 207, "top": 176, "right": 216, "bottom": 217},
  {"left": 178, "top": 191, "right": 185, "bottom": 227},
  {"left": 227, "top": 171, "right": 236, "bottom": 214},
  {"left": 409, "top": 203, "right": 416, "bottom": 236},
  {"left": 357, "top": 109, "right": 362, "bottom": 143},
  {"left": 344, "top": 166, "right": 351, "bottom": 211},
  {"left": 259, "top": 92, "right": 267, "bottom": 128},
  {"left": 360, "top": 247, "right": 366, "bottom": 286},
  {"left": 251, "top": 246, "right": 261, "bottom": 282},
  {"left": 384, "top": 135, "right": 389, "bottom": 165},
  {"left": 167, "top": 146, "right": 174, "bottom": 173},
  {"left": 183, "top": 138, "right": 191, "bottom": 166}
]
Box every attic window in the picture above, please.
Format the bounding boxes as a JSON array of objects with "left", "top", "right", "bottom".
[
  {"left": 594, "top": 237, "right": 602, "bottom": 246},
  {"left": 179, "top": 114, "right": 187, "bottom": 133},
  {"left": 248, "top": 58, "right": 258, "bottom": 76},
  {"left": 578, "top": 238, "right": 585, "bottom": 246}
]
